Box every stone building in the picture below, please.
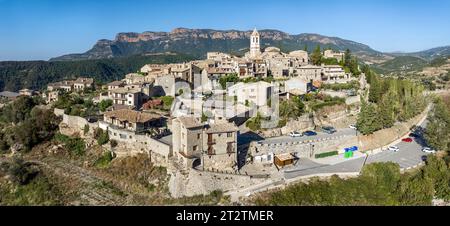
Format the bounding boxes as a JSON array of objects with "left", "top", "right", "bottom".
[
  {"left": 295, "top": 65, "right": 323, "bottom": 81},
  {"left": 47, "top": 80, "right": 75, "bottom": 92},
  {"left": 171, "top": 116, "right": 239, "bottom": 170},
  {"left": 203, "top": 121, "right": 239, "bottom": 170},
  {"left": 321, "top": 65, "right": 349, "bottom": 83},
  {"left": 107, "top": 87, "right": 142, "bottom": 109},
  {"left": 227, "top": 81, "right": 274, "bottom": 107},
  {"left": 73, "top": 78, "right": 94, "bottom": 91},
  {"left": 19, "top": 89, "right": 36, "bottom": 96},
  {"left": 323, "top": 49, "right": 345, "bottom": 61},
  {"left": 102, "top": 109, "right": 163, "bottom": 133},
  {"left": 106, "top": 80, "right": 125, "bottom": 90},
  {"left": 172, "top": 116, "right": 205, "bottom": 169}
]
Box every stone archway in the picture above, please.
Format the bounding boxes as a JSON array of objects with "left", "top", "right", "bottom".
[{"left": 192, "top": 158, "right": 202, "bottom": 169}]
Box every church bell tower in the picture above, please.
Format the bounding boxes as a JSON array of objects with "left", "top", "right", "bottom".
[{"left": 250, "top": 28, "right": 261, "bottom": 58}]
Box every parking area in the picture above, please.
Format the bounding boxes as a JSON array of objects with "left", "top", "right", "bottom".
[{"left": 284, "top": 126, "right": 432, "bottom": 179}]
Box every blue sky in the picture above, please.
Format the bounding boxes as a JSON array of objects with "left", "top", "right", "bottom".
[{"left": 1, "top": 0, "right": 449, "bottom": 61}]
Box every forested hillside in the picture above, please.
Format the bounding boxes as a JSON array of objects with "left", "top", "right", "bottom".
[{"left": 0, "top": 54, "right": 196, "bottom": 92}]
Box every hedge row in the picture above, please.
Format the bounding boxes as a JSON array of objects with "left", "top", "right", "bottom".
[{"left": 315, "top": 151, "right": 339, "bottom": 159}]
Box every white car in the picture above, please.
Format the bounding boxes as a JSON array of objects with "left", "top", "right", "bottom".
[
  {"left": 289, "top": 131, "right": 303, "bottom": 137},
  {"left": 349, "top": 125, "right": 357, "bottom": 130},
  {"left": 388, "top": 146, "right": 400, "bottom": 152},
  {"left": 422, "top": 147, "right": 436, "bottom": 154}
]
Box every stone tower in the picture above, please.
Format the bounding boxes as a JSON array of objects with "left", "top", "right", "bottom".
[{"left": 250, "top": 28, "right": 261, "bottom": 58}]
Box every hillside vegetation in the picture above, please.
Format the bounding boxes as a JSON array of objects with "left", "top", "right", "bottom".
[{"left": 0, "top": 54, "right": 196, "bottom": 92}]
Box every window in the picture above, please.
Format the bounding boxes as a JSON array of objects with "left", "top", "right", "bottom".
[
  {"left": 193, "top": 145, "right": 198, "bottom": 151},
  {"left": 227, "top": 132, "right": 233, "bottom": 138},
  {"left": 197, "top": 134, "right": 201, "bottom": 139}
]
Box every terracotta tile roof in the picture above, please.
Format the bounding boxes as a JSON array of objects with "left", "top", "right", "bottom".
[{"left": 104, "top": 109, "right": 160, "bottom": 123}]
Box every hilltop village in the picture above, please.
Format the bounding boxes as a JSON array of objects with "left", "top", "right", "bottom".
[{"left": 1, "top": 29, "right": 371, "bottom": 198}]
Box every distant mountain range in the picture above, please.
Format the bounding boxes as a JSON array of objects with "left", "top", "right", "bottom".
[
  {"left": 51, "top": 28, "right": 391, "bottom": 63},
  {"left": 389, "top": 46, "right": 450, "bottom": 60}
]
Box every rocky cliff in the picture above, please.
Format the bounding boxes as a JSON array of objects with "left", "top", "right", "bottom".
[{"left": 51, "top": 28, "right": 389, "bottom": 63}]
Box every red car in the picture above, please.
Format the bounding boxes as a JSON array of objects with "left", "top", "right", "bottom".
[{"left": 402, "top": 138, "right": 413, "bottom": 143}]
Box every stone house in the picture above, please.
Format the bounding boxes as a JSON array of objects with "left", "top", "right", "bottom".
[
  {"left": 321, "top": 65, "right": 350, "bottom": 83},
  {"left": 102, "top": 109, "right": 163, "bottom": 133},
  {"left": 19, "top": 89, "right": 36, "bottom": 96},
  {"left": 151, "top": 74, "right": 176, "bottom": 97},
  {"left": 47, "top": 80, "right": 74, "bottom": 92},
  {"left": 323, "top": 50, "right": 344, "bottom": 61},
  {"left": 172, "top": 116, "right": 205, "bottom": 169},
  {"left": 169, "top": 63, "right": 202, "bottom": 84},
  {"left": 106, "top": 80, "right": 125, "bottom": 90},
  {"left": 171, "top": 116, "right": 239, "bottom": 170},
  {"left": 107, "top": 87, "right": 142, "bottom": 109},
  {"left": 227, "top": 81, "right": 273, "bottom": 107},
  {"left": 284, "top": 78, "right": 309, "bottom": 99},
  {"left": 73, "top": 78, "right": 94, "bottom": 91},
  {"left": 295, "top": 65, "right": 322, "bottom": 81}
]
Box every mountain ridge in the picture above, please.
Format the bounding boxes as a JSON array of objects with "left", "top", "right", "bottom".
[{"left": 50, "top": 28, "right": 389, "bottom": 63}]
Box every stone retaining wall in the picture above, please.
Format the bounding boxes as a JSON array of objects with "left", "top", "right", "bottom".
[{"left": 168, "top": 169, "right": 267, "bottom": 198}]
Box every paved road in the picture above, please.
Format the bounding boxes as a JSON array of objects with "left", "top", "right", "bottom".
[
  {"left": 284, "top": 156, "right": 365, "bottom": 179},
  {"left": 259, "top": 128, "right": 357, "bottom": 145},
  {"left": 284, "top": 120, "right": 431, "bottom": 179}
]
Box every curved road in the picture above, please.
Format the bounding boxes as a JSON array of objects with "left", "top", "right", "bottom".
[{"left": 284, "top": 120, "right": 431, "bottom": 179}]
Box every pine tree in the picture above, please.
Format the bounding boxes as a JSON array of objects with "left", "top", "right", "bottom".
[
  {"left": 311, "top": 45, "right": 322, "bottom": 66},
  {"left": 368, "top": 76, "right": 382, "bottom": 103},
  {"left": 357, "top": 101, "right": 382, "bottom": 135}
]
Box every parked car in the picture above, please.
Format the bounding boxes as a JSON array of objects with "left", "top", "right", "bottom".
[
  {"left": 289, "top": 131, "right": 303, "bottom": 138},
  {"left": 402, "top": 138, "right": 413, "bottom": 143},
  {"left": 409, "top": 133, "right": 419, "bottom": 138},
  {"left": 349, "top": 124, "right": 357, "bottom": 130},
  {"left": 303, "top": 131, "right": 317, "bottom": 136},
  {"left": 422, "top": 147, "right": 436, "bottom": 154},
  {"left": 388, "top": 146, "right": 400, "bottom": 152},
  {"left": 321, "top": 126, "right": 337, "bottom": 134}
]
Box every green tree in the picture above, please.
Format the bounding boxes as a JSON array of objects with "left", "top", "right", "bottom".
[
  {"left": 422, "top": 155, "right": 450, "bottom": 200},
  {"left": 311, "top": 45, "right": 322, "bottom": 66},
  {"left": 368, "top": 75, "right": 382, "bottom": 103},
  {"left": 98, "top": 99, "right": 113, "bottom": 112},
  {"left": 425, "top": 99, "right": 450, "bottom": 152},
  {"left": 357, "top": 101, "right": 382, "bottom": 135},
  {"left": 96, "top": 129, "right": 110, "bottom": 146},
  {"left": 219, "top": 74, "right": 239, "bottom": 89}
]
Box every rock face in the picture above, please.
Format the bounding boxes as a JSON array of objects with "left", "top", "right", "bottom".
[{"left": 51, "top": 28, "right": 386, "bottom": 62}]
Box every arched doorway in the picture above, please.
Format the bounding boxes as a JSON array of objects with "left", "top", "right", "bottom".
[{"left": 192, "top": 158, "right": 202, "bottom": 169}]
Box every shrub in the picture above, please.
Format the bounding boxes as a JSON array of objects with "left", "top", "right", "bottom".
[
  {"left": 315, "top": 151, "right": 339, "bottom": 159},
  {"left": 94, "top": 152, "right": 115, "bottom": 168},
  {"left": 66, "top": 138, "right": 86, "bottom": 156},
  {"left": 96, "top": 129, "right": 109, "bottom": 146},
  {"left": 54, "top": 133, "right": 85, "bottom": 156},
  {"left": 83, "top": 124, "right": 90, "bottom": 135}
]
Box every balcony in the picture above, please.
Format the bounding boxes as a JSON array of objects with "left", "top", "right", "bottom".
[{"left": 207, "top": 139, "right": 216, "bottom": 145}]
